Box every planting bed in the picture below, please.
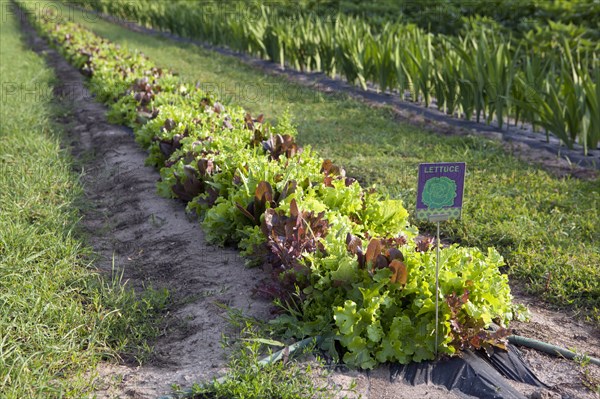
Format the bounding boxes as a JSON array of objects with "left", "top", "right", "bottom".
[
  {"left": 23, "top": 0, "right": 525, "bottom": 367},
  {"left": 61, "top": 3, "right": 600, "bottom": 327},
  {"left": 9, "top": 2, "right": 600, "bottom": 399}
]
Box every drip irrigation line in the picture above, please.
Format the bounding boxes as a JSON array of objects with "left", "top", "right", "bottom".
[{"left": 509, "top": 335, "right": 600, "bottom": 367}]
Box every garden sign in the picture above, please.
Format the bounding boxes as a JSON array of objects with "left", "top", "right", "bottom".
[
  {"left": 416, "top": 162, "right": 466, "bottom": 354},
  {"left": 416, "top": 162, "right": 466, "bottom": 222}
]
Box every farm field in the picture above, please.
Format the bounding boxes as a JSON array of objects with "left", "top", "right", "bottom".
[
  {"left": 74, "top": 0, "right": 600, "bottom": 153},
  {"left": 2, "top": 1, "right": 600, "bottom": 398},
  {"left": 65, "top": 1, "right": 600, "bottom": 323}
]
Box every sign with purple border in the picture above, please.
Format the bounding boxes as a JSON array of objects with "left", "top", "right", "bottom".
[{"left": 416, "top": 162, "right": 466, "bottom": 222}]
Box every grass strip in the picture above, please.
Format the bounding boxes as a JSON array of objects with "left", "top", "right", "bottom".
[
  {"left": 65, "top": 8, "right": 600, "bottom": 325},
  {"left": 0, "top": 10, "right": 167, "bottom": 399}
]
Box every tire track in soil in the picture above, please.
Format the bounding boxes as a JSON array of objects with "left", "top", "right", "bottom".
[{"left": 18, "top": 12, "right": 273, "bottom": 399}]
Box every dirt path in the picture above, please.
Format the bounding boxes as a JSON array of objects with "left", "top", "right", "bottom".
[
  {"left": 18, "top": 10, "right": 600, "bottom": 399},
  {"left": 19, "top": 12, "right": 274, "bottom": 399}
]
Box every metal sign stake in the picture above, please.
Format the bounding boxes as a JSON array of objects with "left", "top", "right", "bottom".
[
  {"left": 416, "top": 162, "right": 466, "bottom": 358},
  {"left": 435, "top": 220, "right": 440, "bottom": 356}
]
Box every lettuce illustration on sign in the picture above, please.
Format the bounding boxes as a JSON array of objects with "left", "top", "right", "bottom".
[{"left": 422, "top": 177, "right": 457, "bottom": 209}]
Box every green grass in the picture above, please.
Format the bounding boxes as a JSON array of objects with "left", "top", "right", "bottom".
[
  {"left": 176, "top": 321, "right": 334, "bottom": 399},
  {"left": 67, "top": 10, "right": 600, "bottom": 325},
  {"left": 0, "top": 12, "right": 168, "bottom": 398}
]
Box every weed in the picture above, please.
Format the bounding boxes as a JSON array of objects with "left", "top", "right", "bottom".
[
  {"left": 574, "top": 355, "right": 600, "bottom": 394},
  {"left": 184, "top": 324, "right": 333, "bottom": 399}
]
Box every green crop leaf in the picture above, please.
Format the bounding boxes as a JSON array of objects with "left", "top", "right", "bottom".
[
  {"left": 366, "top": 321, "right": 383, "bottom": 343},
  {"left": 343, "top": 336, "right": 377, "bottom": 369},
  {"left": 334, "top": 300, "right": 359, "bottom": 336}
]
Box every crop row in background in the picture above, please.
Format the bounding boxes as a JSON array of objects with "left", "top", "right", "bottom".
[{"left": 63, "top": 0, "right": 600, "bottom": 153}]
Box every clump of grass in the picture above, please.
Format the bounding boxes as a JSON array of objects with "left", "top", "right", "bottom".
[
  {"left": 180, "top": 322, "right": 332, "bottom": 399},
  {"left": 0, "top": 12, "right": 167, "bottom": 398}
]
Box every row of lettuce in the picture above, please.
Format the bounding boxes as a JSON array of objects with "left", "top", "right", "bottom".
[
  {"left": 21, "top": 2, "right": 521, "bottom": 368},
  {"left": 65, "top": 0, "right": 600, "bottom": 154}
]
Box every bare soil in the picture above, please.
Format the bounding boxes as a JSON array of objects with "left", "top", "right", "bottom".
[
  {"left": 509, "top": 289, "right": 600, "bottom": 399},
  {"left": 19, "top": 11, "right": 600, "bottom": 399}
]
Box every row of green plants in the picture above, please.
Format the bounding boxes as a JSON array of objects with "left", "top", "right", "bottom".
[
  {"left": 281, "top": 0, "right": 600, "bottom": 37},
  {"left": 23, "top": 2, "right": 524, "bottom": 368},
  {"left": 68, "top": 0, "right": 600, "bottom": 154}
]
